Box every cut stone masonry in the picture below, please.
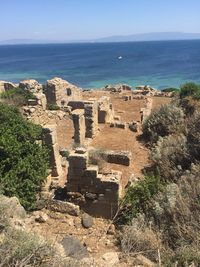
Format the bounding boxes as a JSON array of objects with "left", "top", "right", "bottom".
[{"left": 66, "top": 148, "right": 123, "bottom": 218}]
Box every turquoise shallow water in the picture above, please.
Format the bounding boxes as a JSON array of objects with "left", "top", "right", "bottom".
[{"left": 0, "top": 40, "right": 200, "bottom": 89}]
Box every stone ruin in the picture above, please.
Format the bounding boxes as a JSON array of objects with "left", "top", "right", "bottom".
[
  {"left": 45, "top": 77, "right": 82, "bottom": 107},
  {"left": 72, "top": 109, "right": 86, "bottom": 147},
  {"left": 66, "top": 147, "right": 123, "bottom": 219},
  {"left": 104, "top": 84, "right": 132, "bottom": 93},
  {"left": 0, "top": 80, "right": 17, "bottom": 93},
  {"left": 98, "top": 96, "right": 114, "bottom": 123},
  {"left": 140, "top": 97, "right": 153, "bottom": 122},
  {"left": 102, "top": 150, "right": 132, "bottom": 166},
  {"left": 42, "top": 125, "right": 64, "bottom": 188}
]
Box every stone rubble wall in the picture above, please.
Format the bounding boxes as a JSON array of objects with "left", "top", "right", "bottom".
[
  {"left": 0, "top": 81, "right": 17, "bottom": 93},
  {"left": 67, "top": 148, "right": 123, "bottom": 218},
  {"left": 101, "top": 150, "right": 132, "bottom": 166},
  {"left": 84, "top": 101, "right": 98, "bottom": 138},
  {"left": 19, "top": 79, "right": 43, "bottom": 93},
  {"left": 72, "top": 109, "right": 86, "bottom": 146},
  {"left": 42, "top": 125, "right": 63, "bottom": 187},
  {"left": 98, "top": 96, "right": 114, "bottom": 123},
  {"left": 45, "top": 77, "right": 82, "bottom": 107}
]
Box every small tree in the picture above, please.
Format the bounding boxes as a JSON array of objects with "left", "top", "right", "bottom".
[{"left": 0, "top": 103, "right": 49, "bottom": 210}]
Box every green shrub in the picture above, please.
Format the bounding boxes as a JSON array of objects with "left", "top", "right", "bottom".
[
  {"left": 162, "top": 87, "right": 179, "bottom": 93},
  {"left": 180, "top": 82, "right": 200, "bottom": 99},
  {"left": 163, "top": 246, "right": 200, "bottom": 267},
  {"left": 151, "top": 134, "right": 190, "bottom": 182},
  {"left": 142, "top": 104, "right": 185, "bottom": 144},
  {"left": 47, "top": 103, "right": 60, "bottom": 110},
  {"left": 0, "top": 103, "right": 49, "bottom": 210},
  {"left": 118, "top": 174, "right": 163, "bottom": 225},
  {"left": 187, "top": 111, "right": 200, "bottom": 161},
  {"left": 0, "top": 88, "right": 36, "bottom": 106}
]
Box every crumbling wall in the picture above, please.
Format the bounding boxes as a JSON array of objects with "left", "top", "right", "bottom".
[
  {"left": 69, "top": 100, "right": 99, "bottom": 139},
  {"left": 98, "top": 96, "right": 114, "bottom": 123},
  {"left": 102, "top": 150, "right": 132, "bottom": 166},
  {"left": 0, "top": 81, "right": 17, "bottom": 93},
  {"left": 42, "top": 125, "right": 63, "bottom": 187},
  {"left": 45, "top": 77, "right": 82, "bottom": 107},
  {"left": 72, "top": 109, "right": 86, "bottom": 146},
  {"left": 84, "top": 101, "right": 98, "bottom": 138},
  {"left": 67, "top": 148, "right": 123, "bottom": 218}
]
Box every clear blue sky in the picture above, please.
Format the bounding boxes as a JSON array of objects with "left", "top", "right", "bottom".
[{"left": 1, "top": 0, "right": 200, "bottom": 41}]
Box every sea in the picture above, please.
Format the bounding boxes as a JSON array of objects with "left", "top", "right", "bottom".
[{"left": 0, "top": 40, "right": 200, "bottom": 89}]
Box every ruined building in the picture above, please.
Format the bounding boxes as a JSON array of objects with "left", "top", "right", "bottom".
[{"left": 45, "top": 77, "right": 82, "bottom": 107}]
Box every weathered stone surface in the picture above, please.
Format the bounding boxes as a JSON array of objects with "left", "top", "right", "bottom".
[
  {"left": 72, "top": 109, "right": 86, "bottom": 146},
  {"left": 82, "top": 213, "right": 93, "bottom": 228},
  {"left": 34, "top": 211, "right": 49, "bottom": 223},
  {"left": 0, "top": 195, "right": 26, "bottom": 219},
  {"left": 60, "top": 235, "right": 88, "bottom": 260},
  {"left": 103, "top": 150, "right": 132, "bottom": 166},
  {"left": 129, "top": 121, "right": 139, "bottom": 132},
  {"left": 0, "top": 81, "right": 17, "bottom": 93},
  {"left": 84, "top": 101, "right": 98, "bottom": 138},
  {"left": 19, "top": 79, "right": 43, "bottom": 93},
  {"left": 48, "top": 199, "right": 80, "bottom": 216},
  {"left": 110, "top": 121, "right": 126, "bottom": 129},
  {"left": 98, "top": 96, "right": 114, "bottom": 124},
  {"left": 67, "top": 149, "right": 122, "bottom": 219},
  {"left": 42, "top": 125, "right": 63, "bottom": 178},
  {"left": 45, "top": 77, "right": 82, "bottom": 107},
  {"left": 100, "top": 252, "right": 119, "bottom": 266}
]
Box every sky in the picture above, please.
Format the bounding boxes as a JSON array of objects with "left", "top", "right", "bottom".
[{"left": 0, "top": 0, "right": 200, "bottom": 41}]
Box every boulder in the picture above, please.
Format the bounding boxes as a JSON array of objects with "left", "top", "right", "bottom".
[
  {"left": 48, "top": 199, "right": 80, "bottom": 216},
  {"left": 101, "top": 252, "right": 119, "bottom": 266},
  {"left": 60, "top": 235, "right": 88, "bottom": 260},
  {"left": 81, "top": 213, "right": 93, "bottom": 228},
  {"left": 34, "top": 211, "right": 49, "bottom": 223},
  {"left": 0, "top": 195, "right": 26, "bottom": 219}
]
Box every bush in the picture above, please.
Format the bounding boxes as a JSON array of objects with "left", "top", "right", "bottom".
[
  {"left": 0, "top": 88, "right": 36, "bottom": 106},
  {"left": 142, "top": 104, "right": 185, "bottom": 144},
  {"left": 120, "top": 216, "right": 160, "bottom": 260},
  {"left": 162, "top": 87, "right": 179, "bottom": 93},
  {"left": 180, "top": 82, "right": 200, "bottom": 99},
  {"left": 47, "top": 103, "right": 60, "bottom": 110},
  {"left": 0, "top": 103, "right": 49, "bottom": 210},
  {"left": 147, "top": 163, "right": 200, "bottom": 249},
  {"left": 117, "top": 174, "right": 163, "bottom": 225},
  {"left": 187, "top": 111, "right": 200, "bottom": 161},
  {"left": 163, "top": 246, "right": 200, "bottom": 267},
  {"left": 151, "top": 134, "right": 191, "bottom": 182}
]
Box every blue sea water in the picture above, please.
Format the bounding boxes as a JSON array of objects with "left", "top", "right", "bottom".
[{"left": 0, "top": 40, "right": 200, "bottom": 89}]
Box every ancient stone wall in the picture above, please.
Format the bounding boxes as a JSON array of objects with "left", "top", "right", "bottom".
[
  {"left": 72, "top": 109, "right": 86, "bottom": 146},
  {"left": 84, "top": 101, "right": 98, "bottom": 138},
  {"left": 42, "top": 125, "right": 63, "bottom": 187},
  {"left": 66, "top": 148, "right": 122, "bottom": 218},
  {"left": 0, "top": 81, "right": 16, "bottom": 93},
  {"left": 19, "top": 79, "right": 43, "bottom": 93},
  {"left": 45, "top": 77, "right": 82, "bottom": 107},
  {"left": 98, "top": 96, "right": 114, "bottom": 123},
  {"left": 102, "top": 150, "right": 132, "bottom": 166}
]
